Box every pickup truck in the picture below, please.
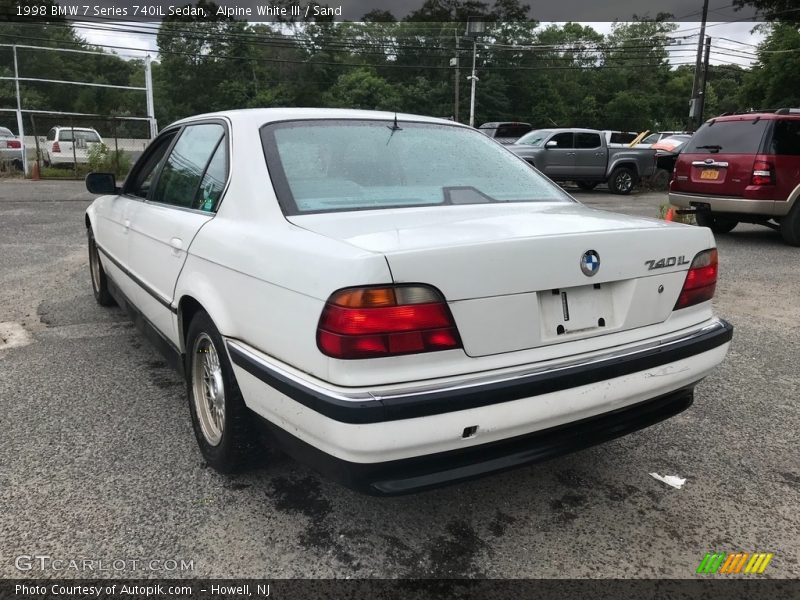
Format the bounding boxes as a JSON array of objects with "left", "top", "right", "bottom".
[
  {"left": 508, "top": 128, "right": 657, "bottom": 194},
  {"left": 478, "top": 122, "right": 533, "bottom": 144}
]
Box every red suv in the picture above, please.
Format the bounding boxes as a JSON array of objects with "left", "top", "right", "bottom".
[{"left": 670, "top": 109, "right": 800, "bottom": 246}]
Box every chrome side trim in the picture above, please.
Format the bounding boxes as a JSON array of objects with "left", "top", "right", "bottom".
[{"left": 227, "top": 318, "right": 730, "bottom": 404}]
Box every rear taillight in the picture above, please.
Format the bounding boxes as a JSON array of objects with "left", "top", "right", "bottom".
[
  {"left": 317, "top": 285, "right": 462, "bottom": 359},
  {"left": 52, "top": 141, "right": 61, "bottom": 153},
  {"left": 674, "top": 249, "right": 718, "bottom": 310},
  {"left": 751, "top": 160, "right": 773, "bottom": 186},
  {"left": 6, "top": 140, "right": 20, "bottom": 148}
]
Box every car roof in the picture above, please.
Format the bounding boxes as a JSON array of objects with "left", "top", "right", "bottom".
[
  {"left": 709, "top": 112, "right": 800, "bottom": 123},
  {"left": 53, "top": 126, "right": 101, "bottom": 132},
  {"left": 539, "top": 128, "right": 601, "bottom": 134},
  {"left": 171, "top": 108, "right": 471, "bottom": 130},
  {"left": 478, "top": 121, "right": 532, "bottom": 128}
]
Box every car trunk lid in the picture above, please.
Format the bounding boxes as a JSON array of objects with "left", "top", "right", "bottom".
[{"left": 290, "top": 204, "right": 713, "bottom": 357}]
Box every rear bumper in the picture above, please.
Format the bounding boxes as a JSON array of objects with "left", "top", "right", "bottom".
[
  {"left": 260, "top": 387, "right": 695, "bottom": 495},
  {"left": 669, "top": 191, "right": 791, "bottom": 217},
  {"left": 228, "top": 319, "right": 732, "bottom": 493}
]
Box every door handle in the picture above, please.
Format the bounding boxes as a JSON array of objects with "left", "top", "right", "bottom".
[
  {"left": 567, "top": 152, "right": 576, "bottom": 156},
  {"left": 123, "top": 219, "right": 130, "bottom": 231},
  {"left": 170, "top": 237, "right": 183, "bottom": 251}
]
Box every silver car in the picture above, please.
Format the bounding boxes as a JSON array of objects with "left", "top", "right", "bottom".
[{"left": 0, "top": 127, "right": 23, "bottom": 169}]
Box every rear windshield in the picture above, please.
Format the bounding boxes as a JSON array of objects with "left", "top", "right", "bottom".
[
  {"left": 261, "top": 120, "right": 571, "bottom": 215},
  {"left": 495, "top": 124, "right": 532, "bottom": 139},
  {"left": 59, "top": 130, "right": 101, "bottom": 143},
  {"left": 685, "top": 119, "right": 770, "bottom": 154}
]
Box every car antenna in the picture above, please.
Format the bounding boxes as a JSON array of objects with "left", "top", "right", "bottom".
[
  {"left": 388, "top": 112, "right": 403, "bottom": 132},
  {"left": 386, "top": 112, "right": 402, "bottom": 144}
]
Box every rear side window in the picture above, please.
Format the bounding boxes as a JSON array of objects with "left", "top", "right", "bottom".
[
  {"left": 576, "top": 133, "right": 601, "bottom": 148},
  {"left": 152, "top": 123, "right": 225, "bottom": 209},
  {"left": 685, "top": 119, "right": 770, "bottom": 154},
  {"left": 47, "top": 129, "right": 56, "bottom": 141},
  {"left": 769, "top": 120, "right": 800, "bottom": 156}
]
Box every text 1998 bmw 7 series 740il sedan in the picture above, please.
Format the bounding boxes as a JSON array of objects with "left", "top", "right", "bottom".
[{"left": 84, "top": 109, "right": 733, "bottom": 495}]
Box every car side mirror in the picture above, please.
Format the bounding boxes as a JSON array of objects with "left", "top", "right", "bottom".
[
  {"left": 545, "top": 141, "right": 557, "bottom": 149},
  {"left": 86, "top": 172, "right": 118, "bottom": 195}
]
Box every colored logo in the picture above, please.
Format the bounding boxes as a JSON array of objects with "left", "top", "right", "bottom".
[
  {"left": 696, "top": 552, "right": 774, "bottom": 575},
  {"left": 580, "top": 250, "right": 600, "bottom": 277}
]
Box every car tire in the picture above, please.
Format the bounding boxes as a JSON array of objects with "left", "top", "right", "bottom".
[
  {"left": 780, "top": 202, "right": 800, "bottom": 246},
  {"left": 576, "top": 181, "right": 598, "bottom": 191},
  {"left": 609, "top": 167, "right": 637, "bottom": 195},
  {"left": 650, "top": 168, "right": 671, "bottom": 190},
  {"left": 87, "top": 228, "right": 115, "bottom": 307},
  {"left": 186, "top": 310, "right": 257, "bottom": 473},
  {"left": 696, "top": 212, "right": 738, "bottom": 234}
]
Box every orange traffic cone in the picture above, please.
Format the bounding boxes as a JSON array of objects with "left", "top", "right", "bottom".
[
  {"left": 664, "top": 207, "right": 675, "bottom": 222},
  {"left": 30, "top": 161, "right": 40, "bottom": 181}
]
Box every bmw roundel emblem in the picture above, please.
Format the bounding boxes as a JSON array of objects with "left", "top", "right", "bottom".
[{"left": 580, "top": 250, "right": 600, "bottom": 277}]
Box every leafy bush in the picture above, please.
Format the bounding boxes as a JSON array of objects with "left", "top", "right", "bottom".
[{"left": 88, "top": 143, "right": 132, "bottom": 178}]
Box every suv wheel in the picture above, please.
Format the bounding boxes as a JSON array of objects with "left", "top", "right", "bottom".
[
  {"left": 609, "top": 167, "right": 637, "bottom": 195},
  {"left": 780, "top": 202, "right": 800, "bottom": 246},
  {"left": 696, "top": 212, "right": 738, "bottom": 234}
]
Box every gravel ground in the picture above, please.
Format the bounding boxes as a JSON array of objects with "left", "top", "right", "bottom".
[{"left": 0, "top": 180, "right": 797, "bottom": 579}]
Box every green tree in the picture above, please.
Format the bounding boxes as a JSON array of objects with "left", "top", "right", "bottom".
[{"left": 323, "top": 68, "right": 402, "bottom": 110}]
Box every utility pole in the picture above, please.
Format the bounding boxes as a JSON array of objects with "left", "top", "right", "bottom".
[
  {"left": 698, "top": 36, "right": 712, "bottom": 124},
  {"left": 465, "top": 17, "right": 485, "bottom": 128},
  {"left": 468, "top": 38, "right": 478, "bottom": 127},
  {"left": 144, "top": 55, "right": 158, "bottom": 139},
  {"left": 12, "top": 45, "right": 27, "bottom": 177},
  {"left": 689, "top": 0, "right": 710, "bottom": 129},
  {"left": 453, "top": 32, "right": 460, "bottom": 123}
]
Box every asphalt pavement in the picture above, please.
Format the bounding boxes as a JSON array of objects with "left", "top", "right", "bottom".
[{"left": 0, "top": 180, "right": 798, "bottom": 579}]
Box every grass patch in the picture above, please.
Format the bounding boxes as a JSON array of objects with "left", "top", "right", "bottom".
[{"left": 38, "top": 165, "right": 92, "bottom": 179}]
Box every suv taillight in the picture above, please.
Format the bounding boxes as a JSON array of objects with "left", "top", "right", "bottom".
[
  {"left": 674, "top": 249, "right": 718, "bottom": 310},
  {"left": 317, "top": 285, "right": 462, "bottom": 359},
  {"left": 751, "top": 160, "right": 773, "bottom": 186},
  {"left": 52, "top": 141, "right": 61, "bottom": 153}
]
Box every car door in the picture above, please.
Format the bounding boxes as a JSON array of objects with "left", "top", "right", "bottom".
[
  {"left": 125, "top": 121, "right": 228, "bottom": 345},
  {"left": 574, "top": 132, "right": 606, "bottom": 179},
  {"left": 541, "top": 132, "right": 576, "bottom": 177},
  {"left": 92, "top": 132, "right": 178, "bottom": 308}
]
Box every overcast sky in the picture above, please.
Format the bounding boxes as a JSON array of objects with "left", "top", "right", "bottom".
[{"left": 75, "top": 20, "right": 766, "bottom": 67}]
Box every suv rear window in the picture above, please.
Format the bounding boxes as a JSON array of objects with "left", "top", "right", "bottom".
[
  {"left": 58, "top": 130, "right": 101, "bottom": 143},
  {"left": 685, "top": 119, "right": 770, "bottom": 154}
]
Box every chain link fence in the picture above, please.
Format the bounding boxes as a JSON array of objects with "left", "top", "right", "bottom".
[{"left": 25, "top": 113, "right": 152, "bottom": 180}]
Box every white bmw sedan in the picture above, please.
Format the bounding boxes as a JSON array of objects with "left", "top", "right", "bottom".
[{"left": 85, "top": 109, "right": 732, "bottom": 495}]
